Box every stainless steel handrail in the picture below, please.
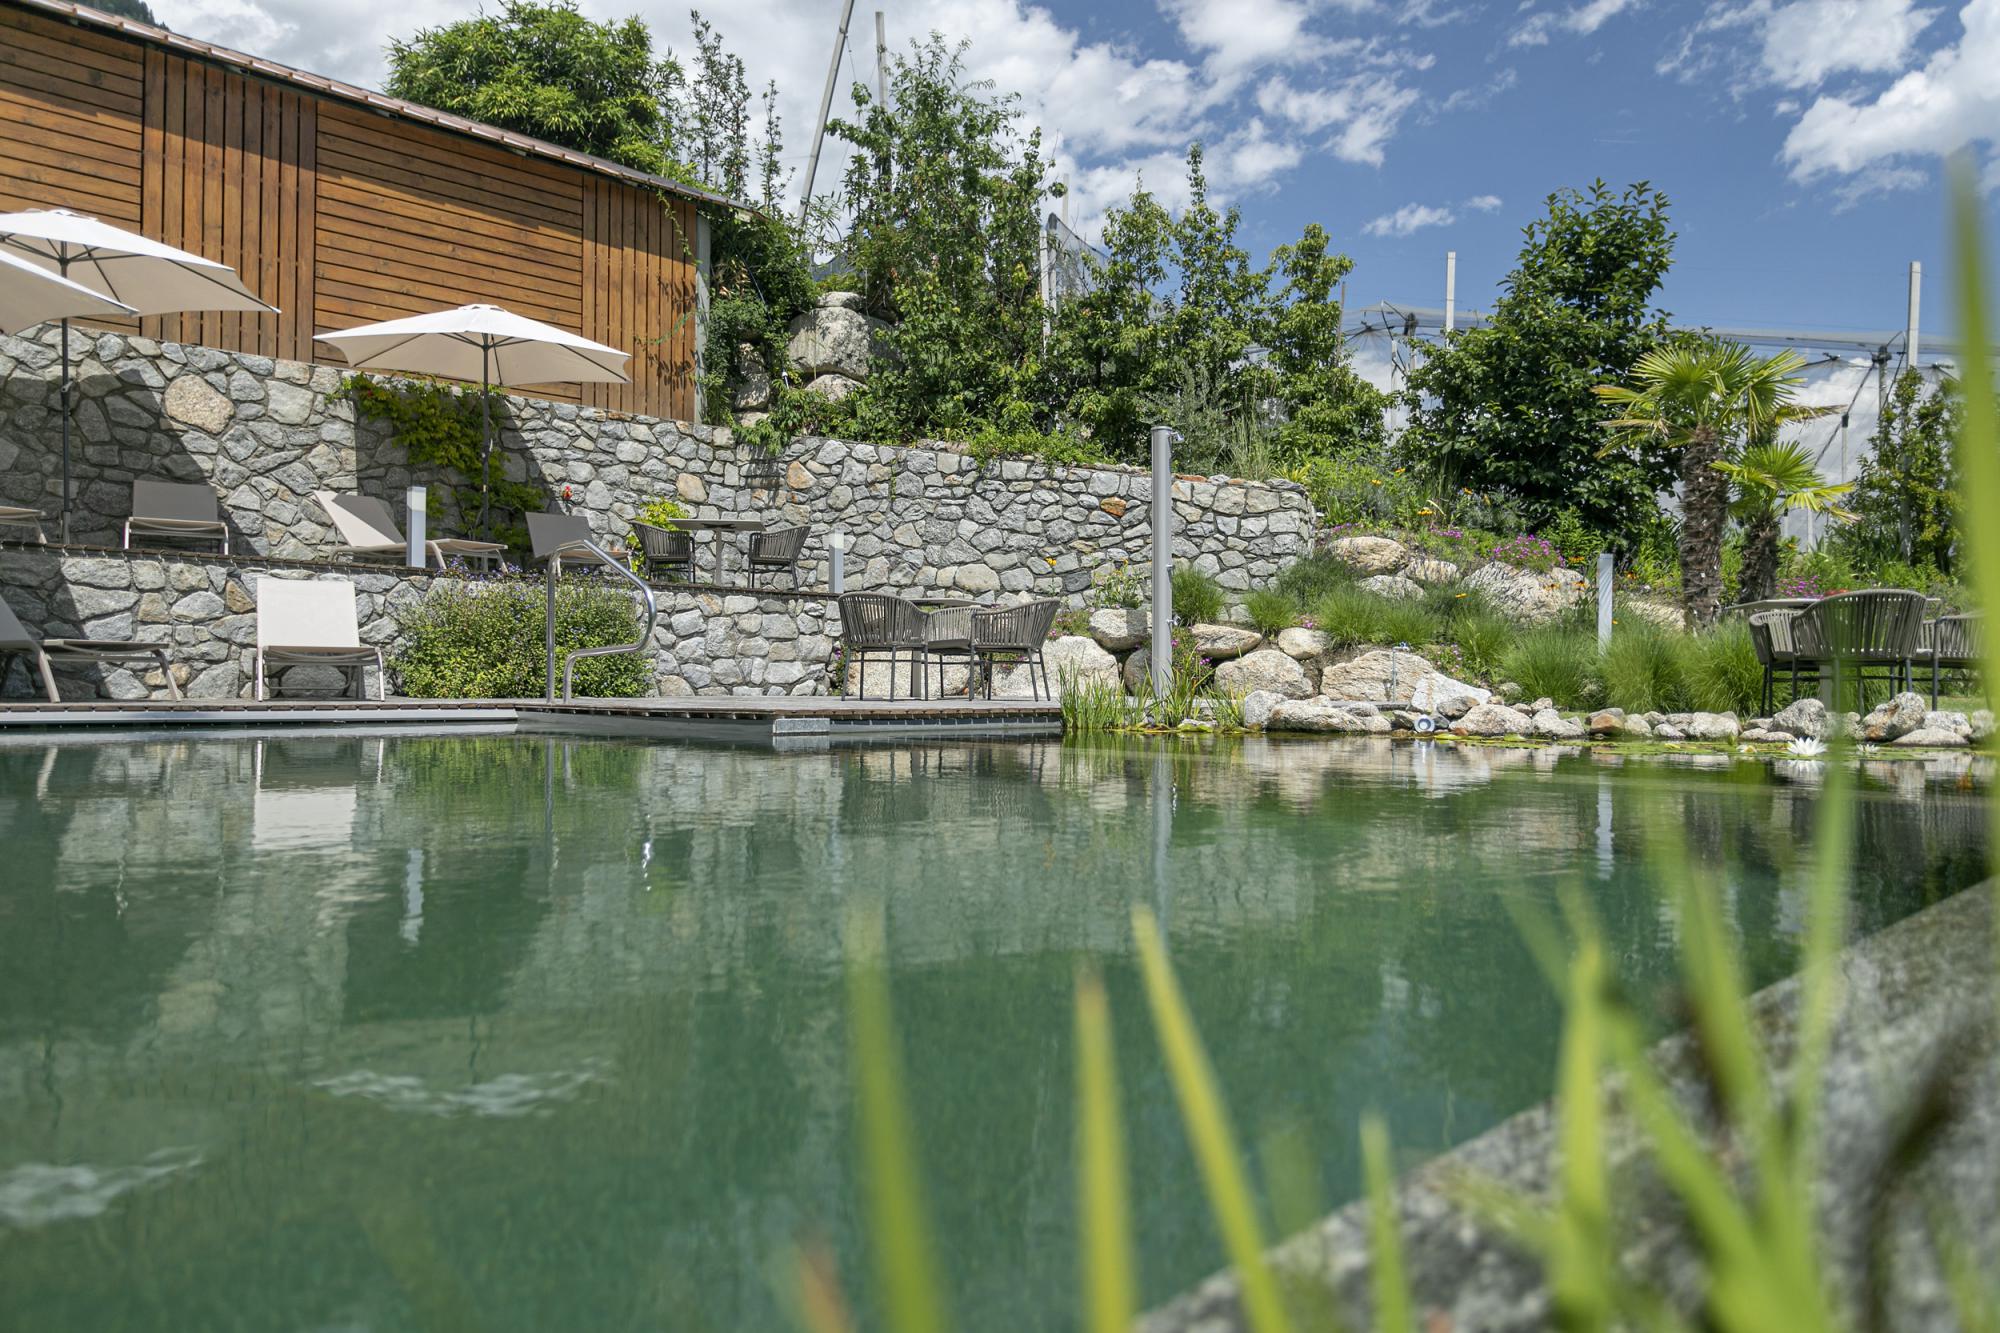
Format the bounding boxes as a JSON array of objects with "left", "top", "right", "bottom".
[{"left": 543, "top": 538, "right": 658, "bottom": 701}]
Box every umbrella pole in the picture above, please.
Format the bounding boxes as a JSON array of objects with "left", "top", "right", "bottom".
[
  {"left": 59, "top": 317, "right": 71, "bottom": 544},
  {"left": 478, "top": 345, "right": 493, "bottom": 536}
]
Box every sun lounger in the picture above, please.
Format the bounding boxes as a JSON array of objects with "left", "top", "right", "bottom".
[
  {"left": 254, "top": 578, "right": 382, "bottom": 700},
  {"left": 314, "top": 491, "right": 506, "bottom": 571},
  {"left": 125, "top": 479, "right": 229, "bottom": 553},
  {"left": 0, "top": 504, "right": 47, "bottom": 542},
  {"left": 0, "top": 591, "right": 178, "bottom": 701}
]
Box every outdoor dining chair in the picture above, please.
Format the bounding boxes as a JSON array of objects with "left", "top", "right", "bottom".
[
  {"left": 0, "top": 590, "right": 179, "bottom": 702},
  {"left": 632, "top": 521, "right": 695, "bottom": 582},
  {"left": 1920, "top": 612, "right": 1982, "bottom": 706},
  {"left": 314, "top": 491, "right": 506, "bottom": 571},
  {"left": 0, "top": 503, "right": 46, "bottom": 543},
  {"left": 921, "top": 603, "right": 974, "bottom": 698},
  {"left": 971, "top": 598, "right": 1063, "bottom": 700},
  {"left": 1789, "top": 589, "right": 1929, "bottom": 703},
  {"left": 747, "top": 525, "right": 810, "bottom": 588},
  {"left": 125, "top": 479, "right": 230, "bottom": 553},
  {"left": 526, "top": 512, "right": 627, "bottom": 576},
  {"left": 837, "top": 593, "right": 929, "bottom": 699},
  {"left": 254, "top": 578, "right": 382, "bottom": 701},
  {"left": 1748, "top": 609, "right": 1818, "bottom": 714}
]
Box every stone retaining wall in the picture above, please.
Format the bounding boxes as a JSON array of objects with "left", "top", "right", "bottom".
[
  {"left": 0, "top": 328, "right": 1314, "bottom": 603},
  {"left": 0, "top": 546, "right": 835, "bottom": 700}
]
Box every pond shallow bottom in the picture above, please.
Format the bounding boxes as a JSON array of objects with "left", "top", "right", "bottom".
[{"left": 0, "top": 733, "right": 1987, "bottom": 1330}]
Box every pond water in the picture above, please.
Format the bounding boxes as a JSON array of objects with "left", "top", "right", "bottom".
[{"left": 0, "top": 732, "right": 1987, "bottom": 1330}]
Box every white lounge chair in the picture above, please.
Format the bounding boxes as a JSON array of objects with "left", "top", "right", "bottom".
[
  {"left": 0, "top": 592, "right": 179, "bottom": 701},
  {"left": 254, "top": 578, "right": 382, "bottom": 701},
  {"left": 526, "top": 511, "right": 626, "bottom": 576},
  {"left": 125, "top": 479, "right": 229, "bottom": 553},
  {"left": 0, "top": 504, "right": 47, "bottom": 542},
  {"left": 313, "top": 491, "right": 506, "bottom": 571}
]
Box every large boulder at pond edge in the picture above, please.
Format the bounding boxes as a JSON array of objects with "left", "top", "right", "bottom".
[
  {"left": 1773, "top": 696, "right": 1829, "bottom": 739},
  {"left": 1327, "top": 535, "right": 1408, "bottom": 575},
  {"left": 1267, "top": 698, "right": 1392, "bottom": 734},
  {"left": 1276, "top": 627, "right": 1329, "bottom": 661},
  {"left": 1241, "top": 689, "right": 1285, "bottom": 729},
  {"left": 1214, "top": 648, "right": 1313, "bottom": 699},
  {"left": 1319, "top": 648, "right": 1435, "bottom": 703},
  {"left": 1451, "top": 702, "right": 1535, "bottom": 736},
  {"left": 1358, "top": 574, "right": 1424, "bottom": 602},
  {"left": 991, "top": 635, "right": 1118, "bottom": 698},
  {"left": 786, "top": 298, "right": 893, "bottom": 380},
  {"left": 1461, "top": 562, "right": 1589, "bottom": 624},
  {"left": 1532, "top": 708, "right": 1586, "bottom": 740},
  {"left": 1088, "top": 607, "right": 1148, "bottom": 653},
  {"left": 1861, "top": 692, "right": 1929, "bottom": 741}
]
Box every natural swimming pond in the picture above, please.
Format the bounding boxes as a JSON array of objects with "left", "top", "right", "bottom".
[{"left": 0, "top": 732, "right": 1988, "bottom": 1330}]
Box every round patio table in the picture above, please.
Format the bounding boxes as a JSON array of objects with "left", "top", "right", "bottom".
[{"left": 672, "top": 516, "right": 764, "bottom": 584}]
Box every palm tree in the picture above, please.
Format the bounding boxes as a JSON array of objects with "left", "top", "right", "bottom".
[
  {"left": 1595, "top": 340, "right": 1830, "bottom": 626},
  {"left": 1714, "top": 440, "right": 1856, "bottom": 601}
]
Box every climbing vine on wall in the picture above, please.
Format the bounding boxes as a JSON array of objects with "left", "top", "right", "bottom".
[{"left": 343, "top": 375, "right": 547, "bottom": 548}]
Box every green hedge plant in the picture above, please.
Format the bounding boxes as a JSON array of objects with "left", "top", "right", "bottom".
[{"left": 394, "top": 579, "right": 652, "bottom": 699}]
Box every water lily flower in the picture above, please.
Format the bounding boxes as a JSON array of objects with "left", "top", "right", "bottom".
[{"left": 1786, "top": 737, "right": 1827, "bottom": 759}]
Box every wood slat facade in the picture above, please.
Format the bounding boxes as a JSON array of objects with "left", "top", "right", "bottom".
[{"left": 0, "top": 2, "right": 702, "bottom": 420}]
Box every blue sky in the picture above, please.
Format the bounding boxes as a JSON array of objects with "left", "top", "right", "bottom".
[{"left": 165, "top": 0, "right": 2000, "bottom": 339}]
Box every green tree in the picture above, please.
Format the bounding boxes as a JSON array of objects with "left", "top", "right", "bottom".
[
  {"left": 1264, "top": 223, "right": 1386, "bottom": 464},
  {"left": 676, "top": 11, "right": 750, "bottom": 196},
  {"left": 1596, "top": 340, "right": 1829, "bottom": 625},
  {"left": 1400, "top": 181, "right": 1677, "bottom": 545},
  {"left": 1713, "top": 439, "right": 1855, "bottom": 601},
  {"left": 1849, "top": 369, "right": 1961, "bottom": 573},
  {"left": 386, "top": 0, "right": 682, "bottom": 178},
  {"left": 829, "top": 36, "right": 1056, "bottom": 437}
]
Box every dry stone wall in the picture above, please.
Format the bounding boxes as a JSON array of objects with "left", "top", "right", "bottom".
[
  {"left": 0, "top": 547, "right": 835, "bottom": 701},
  {"left": 0, "top": 328, "right": 1314, "bottom": 603}
]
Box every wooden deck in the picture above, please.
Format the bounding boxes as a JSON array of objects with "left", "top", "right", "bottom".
[{"left": 0, "top": 695, "right": 1065, "bottom": 744}]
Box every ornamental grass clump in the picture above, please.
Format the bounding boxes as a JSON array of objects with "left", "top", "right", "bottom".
[
  {"left": 1500, "top": 626, "right": 1602, "bottom": 708},
  {"left": 1172, "top": 568, "right": 1227, "bottom": 625},
  {"left": 1244, "top": 588, "right": 1302, "bottom": 637},
  {"left": 1599, "top": 618, "right": 1689, "bottom": 713},
  {"left": 393, "top": 578, "right": 651, "bottom": 699},
  {"left": 1681, "top": 620, "right": 1762, "bottom": 715}
]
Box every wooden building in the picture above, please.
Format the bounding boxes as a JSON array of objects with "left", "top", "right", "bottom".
[{"left": 0, "top": 0, "right": 732, "bottom": 421}]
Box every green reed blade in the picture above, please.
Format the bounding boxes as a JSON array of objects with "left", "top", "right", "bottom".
[
  {"left": 1360, "top": 1115, "right": 1415, "bottom": 1333},
  {"left": 844, "top": 899, "right": 952, "bottom": 1333},
  {"left": 1074, "top": 967, "right": 1138, "bottom": 1333},
  {"left": 1131, "top": 906, "right": 1296, "bottom": 1333}
]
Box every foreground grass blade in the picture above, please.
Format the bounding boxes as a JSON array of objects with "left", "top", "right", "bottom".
[
  {"left": 791, "top": 1241, "right": 858, "bottom": 1333},
  {"left": 1950, "top": 165, "right": 2000, "bottom": 1026},
  {"left": 845, "top": 899, "right": 952, "bottom": 1333},
  {"left": 1360, "top": 1115, "right": 1415, "bottom": 1333},
  {"left": 1074, "top": 967, "right": 1138, "bottom": 1333},
  {"left": 1130, "top": 906, "right": 1295, "bottom": 1333},
  {"left": 1549, "top": 937, "right": 1613, "bottom": 1333}
]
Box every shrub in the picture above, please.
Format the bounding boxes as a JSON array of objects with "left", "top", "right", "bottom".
[
  {"left": 1681, "top": 621, "right": 1762, "bottom": 715},
  {"left": 1171, "top": 567, "right": 1226, "bottom": 625},
  {"left": 1243, "top": 588, "right": 1300, "bottom": 636},
  {"left": 394, "top": 579, "right": 652, "bottom": 699},
  {"left": 1600, "top": 620, "right": 1690, "bottom": 713},
  {"left": 1542, "top": 508, "right": 1606, "bottom": 570},
  {"left": 1090, "top": 561, "right": 1146, "bottom": 610},
  {"left": 1500, "top": 627, "right": 1602, "bottom": 708}
]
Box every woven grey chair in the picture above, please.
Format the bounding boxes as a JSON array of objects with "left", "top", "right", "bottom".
[
  {"left": 1920, "top": 612, "right": 1982, "bottom": 705},
  {"left": 527, "top": 512, "right": 627, "bottom": 576},
  {"left": 633, "top": 521, "right": 695, "bottom": 582},
  {"left": 838, "top": 593, "right": 929, "bottom": 699},
  {"left": 970, "top": 598, "right": 1063, "bottom": 700},
  {"left": 1790, "top": 589, "right": 1929, "bottom": 702},
  {"left": 748, "top": 525, "right": 809, "bottom": 588},
  {"left": 1748, "top": 609, "right": 1817, "bottom": 714}
]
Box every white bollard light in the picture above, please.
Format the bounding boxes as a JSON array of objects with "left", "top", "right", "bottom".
[
  {"left": 406, "top": 485, "right": 428, "bottom": 569},
  {"left": 1597, "top": 552, "right": 1615, "bottom": 649},
  {"left": 827, "top": 529, "right": 851, "bottom": 594}
]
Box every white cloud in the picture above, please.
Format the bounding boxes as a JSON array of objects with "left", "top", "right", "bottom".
[
  {"left": 1760, "top": 0, "right": 1939, "bottom": 87},
  {"left": 1782, "top": 0, "right": 2000, "bottom": 182},
  {"left": 1465, "top": 193, "right": 1504, "bottom": 210},
  {"left": 1509, "top": 0, "right": 1642, "bottom": 45},
  {"left": 1364, "top": 202, "right": 1457, "bottom": 236},
  {"left": 1255, "top": 67, "right": 1425, "bottom": 167}
]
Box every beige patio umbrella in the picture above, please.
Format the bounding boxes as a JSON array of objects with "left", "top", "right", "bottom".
[
  {"left": 314, "top": 304, "right": 631, "bottom": 531},
  {"left": 0, "top": 208, "right": 276, "bottom": 540}
]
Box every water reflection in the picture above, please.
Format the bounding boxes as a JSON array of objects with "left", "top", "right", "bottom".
[{"left": 0, "top": 732, "right": 1987, "bottom": 1331}]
